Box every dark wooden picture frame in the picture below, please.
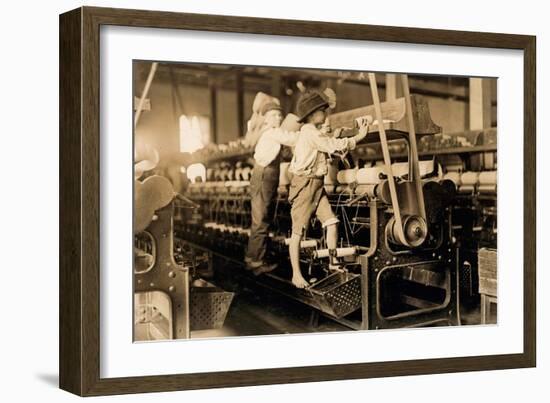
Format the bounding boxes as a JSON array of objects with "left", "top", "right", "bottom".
[{"left": 59, "top": 6, "right": 536, "bottom": 396}]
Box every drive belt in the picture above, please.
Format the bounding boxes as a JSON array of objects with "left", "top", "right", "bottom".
[{"left": 367, "top": 73, "right": 427, "bottom": 247}]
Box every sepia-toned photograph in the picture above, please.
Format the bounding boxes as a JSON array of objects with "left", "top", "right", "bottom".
[{"left": 133, "top": 61, "right": 497, "bottom": 341}]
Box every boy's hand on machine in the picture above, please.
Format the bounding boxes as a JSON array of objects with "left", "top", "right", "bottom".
[{"left": 353, "top": 116, "right": 372, "bottom": 143}]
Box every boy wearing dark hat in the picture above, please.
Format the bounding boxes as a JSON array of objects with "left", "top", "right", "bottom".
[
  {"left": 245, "top": 101, "right": 300, "bottom": 274},
  {"left": 288, "top": 90, "right": 370, "bottom": 288}
]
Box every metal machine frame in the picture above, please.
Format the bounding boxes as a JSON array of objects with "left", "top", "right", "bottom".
[{"left": 134, "top": 203, "right": 191, "bottom": 339}]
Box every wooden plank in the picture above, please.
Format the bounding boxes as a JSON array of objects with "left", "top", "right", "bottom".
[
  {"left": 478, "top": 248, "right": 497, "bottom": 278},
  {"left": 479, "top": 278, "right": 497, "bottom": 297},
  {"left": 328, "top": 95, "right": 441, "bottom": 135}
]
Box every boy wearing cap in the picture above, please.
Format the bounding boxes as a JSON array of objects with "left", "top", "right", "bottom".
[
  {"left": 245, "top": 101, "right": 300, "bottom": 274},
  {"left": 288, "top": 90, "right": 370, "bottom": 288}
]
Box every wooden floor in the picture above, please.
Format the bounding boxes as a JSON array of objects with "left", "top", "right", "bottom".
[
  {"left": 136, "top": 270, "right": 494, "bottom": 341},
  {"left": 190, "top": 286, "right": 494, "bottom": 340},
  {"left": 191, "top": 286, "right": 348, "bottom": 339}
]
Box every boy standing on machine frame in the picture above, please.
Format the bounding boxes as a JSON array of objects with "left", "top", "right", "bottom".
[
  {"left": 245, "top": 100, "right": 300, "bottom": 274},
  {"left": 288, "top": 90, "right": 370, "bottom": 288}
]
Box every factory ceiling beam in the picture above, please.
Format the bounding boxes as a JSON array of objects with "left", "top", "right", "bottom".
[
  {"left": 133, "top": 62, "right": 478, "bottom": 105},
  {"left": 135, "top": 67, "right": 271, "bottom": 94},
  {"left": 288, "top": 68, "right": 471, "bottom": 101}
]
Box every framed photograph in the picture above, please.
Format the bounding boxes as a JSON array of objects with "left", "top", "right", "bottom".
[{"left": 59, "top": 6, "right": 536, "bottom": 396}]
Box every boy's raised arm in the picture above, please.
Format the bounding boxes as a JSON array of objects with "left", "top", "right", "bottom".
[
  {"left": 309, "top": 132, "right": 357, "bottom": 154},
  {"left": 270, "top": 128, "right": 299, "bottom": 147}
]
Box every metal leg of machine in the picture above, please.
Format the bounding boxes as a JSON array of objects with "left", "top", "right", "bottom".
[
  {"left": 134, "top": 203, "right": 190, "bottom": 339},
  {"left": 359, "top": 201, "right": 459, "bottom": 330}
]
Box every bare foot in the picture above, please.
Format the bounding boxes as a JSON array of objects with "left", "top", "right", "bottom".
[{"left": 291, "top": 275, "right": 310, "bottom": 289}]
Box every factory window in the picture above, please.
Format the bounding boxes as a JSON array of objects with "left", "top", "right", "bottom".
[{"left": 179, "top": 115, "right": 210, "bottom": 153}]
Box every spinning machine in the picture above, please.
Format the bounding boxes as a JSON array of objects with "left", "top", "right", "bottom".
[
  {"left": 134, "top": 73, "right": 497, "bottom": 338},
  {"left": 173, "top": 73, "right": 480, "bottom": 330}
]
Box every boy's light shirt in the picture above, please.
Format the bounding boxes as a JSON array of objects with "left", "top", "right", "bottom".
[
  {"left": 289, "top": 123, "right": 357, "bottom": 177},
  {"left": 253, "top": 127, "right": 299, "bottom": 167}
]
